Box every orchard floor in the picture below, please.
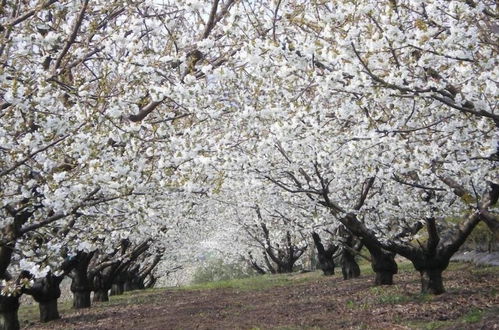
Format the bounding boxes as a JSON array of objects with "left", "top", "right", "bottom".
[{"left": 23, "top": 262, "right": 499, "bottom": 330}]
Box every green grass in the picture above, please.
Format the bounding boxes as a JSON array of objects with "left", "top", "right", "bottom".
[
  {"left": 367, "top": 284, "right": 435, "bottom": 307},
  {"left": 469, "top": 264, "right": 499, "bottom": 275},
  {"left": 461, "top": 308, "right": 483, "bottom": 323},
  {"left": 180, "top": 271, "right": 323, "bottom": 291},
  {"left": 407, "top": 307, "right": 490, "bottom": 329}
]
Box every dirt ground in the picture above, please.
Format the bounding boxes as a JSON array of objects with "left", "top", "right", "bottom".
[{"left": 25, "top": 263, "right": 498, "bottom": 329}]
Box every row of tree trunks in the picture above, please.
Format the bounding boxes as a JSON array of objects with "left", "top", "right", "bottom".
[{"left": 312, "top": 228, "right": 399, "bottom": 286}]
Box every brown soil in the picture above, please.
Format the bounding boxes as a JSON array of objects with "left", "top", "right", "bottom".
[{"left": 25, "top": 263, "right": 498, "bottom": 329}]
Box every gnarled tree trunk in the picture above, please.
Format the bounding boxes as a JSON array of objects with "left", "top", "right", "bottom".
[
  {"left": 411, "top": 254, "right": 448, "bottom": 295},
  {"left": 27, "top": 274, "right": 63, "bottom": 322},
  {"left": 364, "top": 242, "right": 398, "bottom": 285},
  {"left": 312, "top": 232, "right": 337, "bottom": 276}
]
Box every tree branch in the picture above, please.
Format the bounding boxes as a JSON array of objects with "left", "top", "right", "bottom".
[{"left": 53, "top": 0, "right": 89, "bottom": 71}]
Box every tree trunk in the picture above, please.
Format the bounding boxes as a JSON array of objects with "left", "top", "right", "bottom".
[
  {"left": 0, "top": 312, "right": 19, "bottom": 330},
  {"left": 365, "top": 243, "right": 397, "bottom": 286},
  {"left": 420, "top": 269, "right": 445, "bottom": 295},
  {"left": 72, "top": 291, "right": 91, "bottom": 309},
  {"left": 312, "top": 232, "right": 336, "bottom": 276},
  {"left": 92, "top": 272, "right": 111, "bottom": 302},
  {"left": 70, "top": 252, "right": 94, "bottom": 309},
  {"left": 319, "top": 258, "right": 335, "bottom": 276},
  {"left": 0, "top": 295, "right": 20, "bottom": 330},
  {"left": 93, "top": 290, "right": 109, "bottom": 302},
  {"left": 38, "top": 300, "right": 59, "bottom": 322},
  {"left": 26, "top": 273, "right": 64, "bottom": 323},
  {"left": 341, "top": 250, "right": 360, "bottom": 280},
  {"left": 374, "top": 271, "right": 394, "bottom": 286},
  {"left": 110, "top": 283, "right": 123, "bottom": 296}
]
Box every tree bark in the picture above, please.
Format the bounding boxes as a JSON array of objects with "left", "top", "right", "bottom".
[
  {"left": 312, "top": 232, "right": 336, "bottom": 276},
  {"left": 277, "top": 262, "right": 293, "bottom": 273},
  {"left": 319, "top": 257, "right": 335, "bottom": 276},
  {"left": 0, "top": 295, "right": 20, "bottom": 330},
  {"left": 341, "top": 249, "right": 360, "bottom": 280},
  {"left": 38, "top": 300, "right": 59, "bottom": 323},
  {"left": 93, "top": 290, "right": 109, "bottom": 302},
  {"left": 364, "top": 242, "right": 397, "bottom": 285},
  {"left": 72, "top": 291, "right": 91, "bottom": 309},
  {"left": 70, "top": 252, "right": 94, "bottom": 309},
  {"left": 420, "top": 268, "right": 445, "bottom": 294},
  {"left": 26, "top": 273, "right": 64, "bottom": 322}
]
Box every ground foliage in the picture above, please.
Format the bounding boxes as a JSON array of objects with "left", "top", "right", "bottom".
[{"left": 22, "top": 262, "right": 498, "bottom": 329}]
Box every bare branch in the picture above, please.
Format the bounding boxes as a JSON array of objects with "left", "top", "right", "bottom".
[
  {"left": 354, "top": 177, "right": 375, "bottom": 210},
  {"left": 0, "top": 133, "right": 72, "bottom": 177},
  {"left": 425, "top": 217, "right": 440, "bottom": 256},
  {"left": 3, "top": 0, "right": 59, "bottom": 29},
  {"left": 53, "top": 0, "right": 89, "bottom": 71},
  {"left": 129, "top": 98, "right": 167, "bottom": 122},
  {"left": 393, "top": 174, "right": 446, "bottom": 192},
  {"left": 202, "top": 0, "right": 220, "bottom": 39}
]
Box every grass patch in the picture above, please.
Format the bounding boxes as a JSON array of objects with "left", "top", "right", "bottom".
[
  {"left": 407, "top": 307, "right": 489, "bottom": 329},
  {"left": 369, "top": 286, "right": 412, "bottom": 304},
  {"left": 461, "top": 307, "right": 483, "bottom": 323},
  {"left": 181, "top": 271, "right": 323, "bottom": 291},
  {"left": 469, "top": 264, "right": 499, "bottom": 275},
  {"left": 368, "top": 285, "right": 434, "bottom": 306}
]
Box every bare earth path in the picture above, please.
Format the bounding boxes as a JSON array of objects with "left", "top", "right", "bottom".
[{"left": 25, "top": 263, "right": 498, "bottom": 329}]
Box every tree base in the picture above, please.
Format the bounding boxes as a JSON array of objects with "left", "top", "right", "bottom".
[
  {"left": 374, "top": 271, "right": 394, "bottom": 285},
  {"left": 72, "top": 291, "right": 91, "bottom": 309},
  {"left": 322, "top": 269, "right": 334, "bottom": 276},
  {"left": 39, "top": 300, "right": 60, "bottom": 322},
  {"left": 93, "top": 290, "right": 109, "bottom": 302},
  {"left": 319, "top": 260, "right": 335, "bottom": 276},
  {"left": 0, "top": 311, "right": 20, "bottom": 330},
  {"left": 342, "top": 257, "right": 360, "bottom": 280},
  {"left": 420, "top": 269, "right": 445, "bottom": 295}
]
